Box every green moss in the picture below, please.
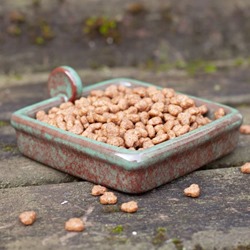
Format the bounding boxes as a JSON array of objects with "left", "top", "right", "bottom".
[
  {"left": 29, "top": 19, "right": 54, "bottom": 45},
  {"left": 204, "top": 63, "right": 217, "bottom": 73},
  {"left": 141, "top": 58, "right": 219, "bottom": 75},
  {"left": 185, "top": 60, "right": 217, "bottom": 75},
  {"left": 83, "top": 16, "right": 120, "bottom": 44},
  {"left": 0, "top": 121, "right": 9, "bottom": 127},
  {"left": 40, "top": 21, "right": 54, "bottom": 40},
  {"left": 174, "top": 60, "right": 187, "bottom": 70},
  {"left": 35, "top": 36, "right": 45, "bottom": 45},
  {"left": 234, "top": 245, "right": 250, "bottom": 250},
  {"left": 2, "top": 145, "right": 15, "bottom": 152},
  {"left": 234, "top": 57, "right": 246, "bottom": 67},
  {"left": 172, "top": 238, "right": 184, "bottom": 250},
  {"left": 13, "top": 73, "right": 23, "bottom": 80},
  {"left": 152, "top": 227, "right": 168, "bottom": 245},
  {"left": 111, "top": 225, "right": 124, "bottom": 234},
  {"left": 7, "top": 25, "right": 22, "bottom": 36}
]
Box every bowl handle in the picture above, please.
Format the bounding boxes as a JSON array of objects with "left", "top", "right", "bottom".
[{"left": 48, "top": 66, "right": 83, "bottom": 102}]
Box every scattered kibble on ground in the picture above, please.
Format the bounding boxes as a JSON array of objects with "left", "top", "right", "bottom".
[
  {"left": 120, "top": 201, "right": 138, "bottom": 213},
  {"left": 100, "top": 192, "right": 118, "bottom": 205},
  {"left": 240, "top": 162, "right": 250, "bottom": 174},
  {"left": 184, "top": 184, "right": 200, "bottom": 198},
  {"left": 19, "top": 211, "right": 37, "bottom": 226},
  {"left": 65, "top": 218, "right": 85, "bottom": 232},
  {"left": 91, "top": 185, "right": 107, "bottom": 196},
  {"left": 239, "top": 125, "right": 250, "bottom": 135}
]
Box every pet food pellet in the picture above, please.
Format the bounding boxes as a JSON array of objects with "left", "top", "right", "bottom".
[
  {"left": 184, "top": 184, "right": 200, "bottom": 198},
  {"left": 91, "top": 185, "right": 107, "bottom": 196},
  {"left": 120, "top": 201, "right": 138, "bottom": 213},
  {"left": 100, "top": 192, "right": 118, "bottom": 205},
  {"left": 239, "top": 125, "right": 250, "bottom": 135},
  {"left": 240, "top": 162, "right": 250, "bottom": 174},
  {"left": 19, "top": 211, "right": 37, "bottom": 226},
  {"left": 65, "top": 218, "right": 85, "bottom": 232}
]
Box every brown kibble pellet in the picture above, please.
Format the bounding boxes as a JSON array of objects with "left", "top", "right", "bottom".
[
  {"left": 185, "top": 107, "right": 199, "bottom": 116},
  {"left": 90, "top": 89, "right": 104, "bottom": 97},
  {"left": 146, "top": 124, "right": 155, "bottom": 138},
  {"left": 135, "top": 127, "right": 148, "bottom": 138},
  {"left": 151, "top": 102, "right": 165, "bottom": 112},
  {"left": 214, "top": 108, "right": 226, "bottom": 119},
  {"left": 148, "top": 109, "right": 162, "bottom": 117},
  {"left": 184, "top": 184, "right": 200, "bottom": 198},
  {"left": 133, "top": 87, "right": 147, "bottom": 97},
  {"left": 60, "top": 102, "right": 73, "bottom": 110},
  {"left": 91, "top": 185, "right": 107, "bottom": 196},
  {"left": 167, "top": 130, "right": 176, "bottom": 139},
  {"left": 93, "top": 113, "right": 107, "bottom": 123},
  {"left": 148, "top": 117, "right": 162, "bottom": 126},
  {"left": 177, "top": 112, "right": 191, "bottom": 126},
  {"left": 127, "top": 113, "right": 140, "bottom": 123},
  {"left": 124, "top": 129, "right": 139, "bottom": 148},
  {"left": 19, "top": 211, "right": 36, "bottom": 226},
  {"left": 135, "top": 99, "right": 148, "bottom": 112},
  {"left": 65, "top": 218, "right": 85, "bottom": 232},
  {"left": 36, "top": 110, "right": 46, "bottom": 121},
  {"left": 120, "top": 201, "right": 138, "bottom": 213},
  {"left": 162, "top": 88, "right": 175, "bottom": 98},
  {"left": 152, "top": 92, "right": 165, "bottom": 103},
  {"left": 163, "top": 113, "right": 176, "bottom": 122},
  {"left": 100, "top": 192, "right": 118, "bottom": 205},
  {"left": 175, "top": 125, "right": 190, "bottom": 137},
  {"left": 139, "top": 111, "right": 149, "bottom": 124},
  {"left": 172, "top": 124, "right": 182, "bottom": 134},
  {"left": 107, "top": 136, "right": 124, "bottom": 147},
  {"left": 190, "top": 122, "right": 198, "bottom": 131},
  {"left": 69, "top": 120, "right": 83, "bottom": 135},
  {"left": 240, "top": 162, "right": 250, "bottom": 174},
  {"left": 97, "top": 136, "right": 107, "bottom": 143},
  {"left": 198, "top": 105, "right": 208, "bottom": 115},
  {"left": 239, "top": 125, "right": 250, "bottom": 135},
  {"left": 154, "top": 124, "right": 164, "bottom": 133},
  {"left": 152, "top": 134, "right": 168, "bottom": 144},
  {"left": 168, "top": 104, "right": 183, "bottom": 116},
  {"left": 142, "top": 139, "right": 154, "bottom": 149},
  {"left": 126, "top": 106, "right": 138, "bottom": 114},
  {"left": 163, "top": 120, "right": 175, "bottom": 132}
]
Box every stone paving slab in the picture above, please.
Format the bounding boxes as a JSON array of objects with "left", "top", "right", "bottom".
[
  {"left": 0, "top": 122, "right": 79, "bottom": 188},
  {"left": 0, "top": 157, "right": 78, "bottom": 189},
  {"left": 0, "top": 167, "right": 249, "bottom": 250}
]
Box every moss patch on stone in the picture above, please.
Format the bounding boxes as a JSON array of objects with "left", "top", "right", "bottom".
[
  {"left": 111, "top": 225, "right": 124, "bottom": 234},
  {"left": 0, "top": 121, "right": 9, "bottom": 127},
  {"left": 152, "top": 227, "right": 168, "bottom": 245}
]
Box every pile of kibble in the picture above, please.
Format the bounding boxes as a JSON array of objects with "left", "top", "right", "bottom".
[{"left": 36, "top": 85, "right": 225, "bottom": 150}]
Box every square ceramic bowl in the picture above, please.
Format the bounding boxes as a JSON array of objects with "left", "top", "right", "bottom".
[{"left": 11, "top": 66, "right": 242, "bottom": 193}]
